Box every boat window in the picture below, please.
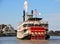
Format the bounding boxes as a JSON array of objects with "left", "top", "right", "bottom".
[
  {"left": 28, "top": 24, "right": 34, "bottom": 27},
  {"left": 39, "top": 24, "right": 41, "bottom": 26},
  {"left": 23, "top": 24, "right": 27, "bottom": 27},
  {"left": 39, "top": 24, "right": 48, "bottom": 27},
  {"left": 24, "top": 29, "right": 27, "bottom": 32},
  {"left": 34, "top": 24, "right": 39, "bottom": 26},
  {"left": 45, "top": 24, "right": 48, "bottom": 27},
  {"left": 39, "top": 24, "right": 44, "bottom": 26},
  {"left": 45, "top": 24, "right": 48, "bottom": 26}
]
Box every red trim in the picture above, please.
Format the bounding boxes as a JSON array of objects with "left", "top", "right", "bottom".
[{"left": 30, "top": 26, "right": 46, "bottom": 40}]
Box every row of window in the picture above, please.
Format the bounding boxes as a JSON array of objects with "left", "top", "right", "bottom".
[{"left": 23, "top": 24, "right": 48, "bottom": 27}]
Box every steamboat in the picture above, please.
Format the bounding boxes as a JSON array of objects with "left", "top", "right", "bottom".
[{"left": 17, "top": 0, "right": 50, "bottom": 40}]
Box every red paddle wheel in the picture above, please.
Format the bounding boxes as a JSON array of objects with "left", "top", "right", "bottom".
[{"left": 30, "top": 26, "right": 47, "bottom": 40}]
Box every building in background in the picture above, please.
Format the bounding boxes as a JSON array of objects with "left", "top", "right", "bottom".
[{"left": 0, "top": 24, "right": 16, "bottom": 36}]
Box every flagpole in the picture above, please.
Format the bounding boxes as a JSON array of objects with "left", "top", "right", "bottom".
[
  {"left": 33, "top": 9, "right": 37, "bottom": 18},
  {"left": 36, "top": 13, "right": 37, "bottom": 18}
]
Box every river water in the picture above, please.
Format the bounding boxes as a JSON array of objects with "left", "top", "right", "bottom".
[{"left": 0, "top": 36, "right": 60, "bottom": 44}]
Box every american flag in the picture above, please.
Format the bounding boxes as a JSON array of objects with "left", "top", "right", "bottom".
[{"left": 33, "top": 9, "right": 37, "bottom": 15}]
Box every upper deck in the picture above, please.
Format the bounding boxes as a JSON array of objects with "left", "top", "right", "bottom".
[{"left": 28, "top": 18, "right": 42, "bottom": 21}]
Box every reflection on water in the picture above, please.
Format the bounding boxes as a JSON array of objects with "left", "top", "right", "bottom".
[{"left": 0, "top": 36, "right": 60, "bottom": 44}]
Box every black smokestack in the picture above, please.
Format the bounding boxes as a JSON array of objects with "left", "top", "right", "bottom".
[
  {"left": 23, "top": 10, "right": 25, "bottom": 21},
  {"left": 31, "top": 10, "right": 33, "bottom": 15}
]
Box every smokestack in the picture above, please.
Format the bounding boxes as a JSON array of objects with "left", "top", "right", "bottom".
[
  {"left": 24, "top": 0, "right": 28, "bottom": 13},
  {"left": 31, "top": 10, "right": 33, "bottom": 15},
  {"left": 23, "top": 10, "right": 25, "bottom": 21}
]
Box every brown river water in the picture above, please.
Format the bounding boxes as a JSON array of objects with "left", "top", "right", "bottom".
[{"left": 0, "top": 36, "right": 60, "bottom": 44}]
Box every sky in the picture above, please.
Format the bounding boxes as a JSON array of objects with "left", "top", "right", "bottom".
[{"left": 0, "top": 0, "right": 60, "bottom": 31}]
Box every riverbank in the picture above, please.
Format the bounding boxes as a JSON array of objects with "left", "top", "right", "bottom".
[{"left": 0, "top": 33, "right": 16, "bottom": 37}]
